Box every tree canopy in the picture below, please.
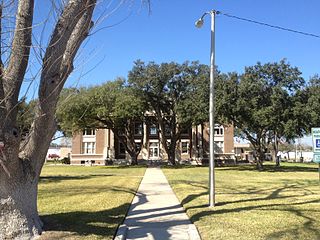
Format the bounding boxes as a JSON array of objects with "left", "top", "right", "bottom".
[
  {"left": 128, "top": 60, "right": 210, "bottom": 164},
  {"left": 215, "top": 60, "right": 308, "bottom": 169},
  {"left": 57, "top": 79, "right": 148, "bottom": 165}
]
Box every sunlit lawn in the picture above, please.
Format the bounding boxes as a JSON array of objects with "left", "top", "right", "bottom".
[
  {"left": 163, "top": 162, "right": 320, "bottom": 240},
  {"left": 38, "top": 165, "right": 146, "bottom": 240}
]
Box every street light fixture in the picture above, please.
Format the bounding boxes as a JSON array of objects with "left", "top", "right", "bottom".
[{"left": 195, "top": 10, "right": 218, "bottom": 207}]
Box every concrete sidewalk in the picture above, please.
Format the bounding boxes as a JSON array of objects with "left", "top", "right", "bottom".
[{"left": 115, "top": 167, "right": 201, "bottom": 240}]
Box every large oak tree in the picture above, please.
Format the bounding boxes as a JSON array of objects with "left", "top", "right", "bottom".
[
  {"left": 215, "top": 60, "right": 307, "bottom": 169},
  {"left": 128, "top": 60, "right": 210, "bottom": 164},
  {"left": 57, "top": 79, "right": 147, "bottom": 165}
]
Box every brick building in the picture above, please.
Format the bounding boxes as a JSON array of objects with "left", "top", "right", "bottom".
[{"left": 70, "top": 123, "right": 234, "bottom": 165}]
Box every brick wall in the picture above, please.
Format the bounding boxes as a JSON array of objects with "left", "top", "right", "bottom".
[
  {"left": 224, "top": 124, "right": 234, "bottom": 154},
  {"left": 95, "top": 129, "right": 105, "bottom": 154},
  {"left": 72, "top": 133, "right": 82, "bottom": 154}
]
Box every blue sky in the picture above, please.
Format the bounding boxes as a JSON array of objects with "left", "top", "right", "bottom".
[
  {"left": 63, "top": 0, "right": 320, "bottom": 89},
  {"left": 29, "top": 0, "right": 320, "bottom": 144}
]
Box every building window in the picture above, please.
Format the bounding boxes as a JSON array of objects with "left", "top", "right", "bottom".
[
  {"left": 83, "top": 129, "right": 95, "bottom": 136},
  {"left": 149, "top": 142, "right": 159, "bottom": 158},
  {"left": 134, "top": 122, "right": 143, "bottom": 135},
  {"left": 149, "top": 124, "right": 158, "bottom": 135},
  {"left": 181, "top": 141, "right": 189, "bottom": 154},
  {"left": 82, "top": 142, "right": 95, "bottom": 154},
  {"left": 214, "top": 127, "right": 223, "bottom": 136}
]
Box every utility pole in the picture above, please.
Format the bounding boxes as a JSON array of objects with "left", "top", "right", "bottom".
[{"left": 195, "top": 10, "right": 217, "bottom": 207}]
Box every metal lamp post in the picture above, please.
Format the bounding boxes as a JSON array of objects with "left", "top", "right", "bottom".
[{"left": 195, "top": 10, "right": 217, "bottom": 207}]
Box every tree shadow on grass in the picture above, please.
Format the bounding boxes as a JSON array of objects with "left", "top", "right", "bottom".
[
  {"left": 39, "top": 174, "right": 115, "bottom": 183},
  {"left": 110, "top": 165, "right": 147, "bottom": 169},
  {"left": 180, "top": 180, "right": 319, "bottom": 208},
  {"left": 41, "top": 203, "right": 130, "bottom": 239},
  {"left": 162, "top": 165, "right": 205, "bottom": 170},
  {"left": 178, "top": 182, "right": 320, "bottom": 239},
  {"left": 187, "top": 199, "right": 320, "bottom": 238},
  {"left": 265, "top": 207, "right": 320, "bottom": 240},
  {"left": 163, "top": 163, "right": 318, "bottom": 173},
  {"left": 217, "top": 164, "right": 318, "bottom": 173},
  {"left": 121, "top": 191, "right": 197, "bottom": 240}
]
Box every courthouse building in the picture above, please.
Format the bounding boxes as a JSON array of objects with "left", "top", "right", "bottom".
[{"left": 70, "top": 122, "right": 234, "bottom": 165}]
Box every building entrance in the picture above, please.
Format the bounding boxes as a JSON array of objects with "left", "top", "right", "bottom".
[{"left": 149, "top": 142, "right": 159, "bottom": 159}]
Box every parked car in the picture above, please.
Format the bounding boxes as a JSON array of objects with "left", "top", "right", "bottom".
[{"left": 48, "top": 153, "right": 60, "bottom": 159}]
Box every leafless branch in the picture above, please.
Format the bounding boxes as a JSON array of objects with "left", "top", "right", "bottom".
[{"left": 3, "top": 0, "right": 34, "bottom": 127}]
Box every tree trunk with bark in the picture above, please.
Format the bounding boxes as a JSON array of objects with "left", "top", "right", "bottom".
[
  {"left": 157, "top": 121, "right": 177, "bottom": 165},
  {"left": 256, "top": 147, "right": 265, "bottom": 170},
  {"left": 0, "top": 0, "right": 96, "bottom": 238},
  {"left": 167, "top": 141, "right": 177, "bottom": 165},
  {"left": 130, "top": 153, "right": 139, "bottom": 165},
  {"left": 114, "top": 123, "right": 143, "bottom": 166},
  {"left": 273, "top": 134, "right": 280, "bottom": 167}
]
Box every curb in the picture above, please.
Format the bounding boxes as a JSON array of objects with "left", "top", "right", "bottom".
[{"left": 114, "top": 224, "right": 128, "bottom": 240}]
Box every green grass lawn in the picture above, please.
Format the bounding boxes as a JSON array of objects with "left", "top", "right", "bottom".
[
  {"left": 163, "top": 162, "right": 320, "bottom": 240},
  {"left": 38, "top": 165, "right": 146, "bottom": 240}
]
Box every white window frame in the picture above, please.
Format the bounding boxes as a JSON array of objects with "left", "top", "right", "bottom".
[
  {"left": 149, "top": 142, "right": 159, "bottom": 158},
  {"left": 83, "top": 129, "right": 96, "bottom": 136},
  {"left": 214, "top": 127, "right": 223, "bottom": 136},
  {"left": 82, "top": 142, "right": 96, "bottom": 154}
]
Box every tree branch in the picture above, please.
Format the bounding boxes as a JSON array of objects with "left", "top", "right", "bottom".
[
  {"left": 3, "top": 0, "right": 34, "bottom": 126},
  {"left": 0, "top": 3, "right": 6, "bottom": 124},
  {"left": 39, "top": 0, "right": 96, "bottom": 110},
  {"left": 22, "top": 0, "right": 97, "bottom": 172}
]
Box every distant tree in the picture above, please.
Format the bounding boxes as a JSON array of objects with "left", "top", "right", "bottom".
[
  {"left": 57, "top": 79, "right": 147, "bottom": 165},
  {"left": 128, "top": 60, "right": 210, "bottom": 164},
  {"left": 305, "top": 75, "right": 320, "bottom": 127},
  {"left": 215, "top": 60, "right": 307, "bottom": 169},
  {"left": 16, "top": 98, "right": 37, "bottom": 137}
]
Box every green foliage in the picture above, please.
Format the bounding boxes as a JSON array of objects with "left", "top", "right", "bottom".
[
  {"left": 215, "top": 60, "right": 307, "bottom": 168},
  {"left": 57, "top": 79, "right": 147, "bottom": 164},
  {"left": 305, "top": 75, "right": 320, "bottom": 128},
  {"left": 128, "top": 60, "right": 210, "bottom": 163},
  {"left": 129, "top": 60, "right": 210, "bottom": 126},
  {"left": 61, "top": 157, "right": 70, "bottom": 164},
  {"left": 57, "top": 80, "right": 145, "bottom": 132},
  {"left": 57, "top": 59, "right": 318, "bottom": 168}
]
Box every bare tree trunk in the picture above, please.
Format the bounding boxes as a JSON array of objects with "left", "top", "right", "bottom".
[
  {"left": 0, "top": 175, "right": 42, "bottom": 239},
  {"left": 0, "top": 0, "right": 96, "bottom": 238}
]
